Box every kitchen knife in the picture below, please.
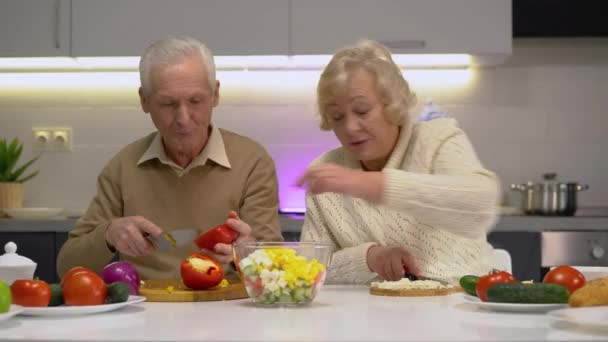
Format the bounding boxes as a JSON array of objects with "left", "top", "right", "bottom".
[
  {"left": 148, "top": 229, "right": 198, "bottom": 252},
  {"left": 404, "top": 272, "right": 450, "bottom": 286}
]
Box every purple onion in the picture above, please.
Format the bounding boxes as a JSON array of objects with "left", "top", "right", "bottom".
[{"left": 101, "top": 261, "right": 141, "bottom": 295}]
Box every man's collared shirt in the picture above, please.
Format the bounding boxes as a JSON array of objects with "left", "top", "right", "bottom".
[{"left": 137, "top": 125, "right": 231, "bottom": 177}]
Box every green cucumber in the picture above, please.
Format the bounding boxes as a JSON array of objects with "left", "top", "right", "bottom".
[
  {"left": 106, "top": 282, "right": 130, "bottom": 304},
  {"left": 486, "top": 283, "right": 569, "bottom": 304},
  {"left": 48, "top": 283, "right": 63, "bottom": 306},
  {"left": 459, "top": 275, "right": 479, "bottom": 297}
]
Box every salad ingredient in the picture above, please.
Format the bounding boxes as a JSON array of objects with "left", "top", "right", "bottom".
[
  {"left": 180, "top": 253, "right": 224, "bottom": 290},
  {"left": 48, "top": 283, "right": 64, "bottom": 306},
  {"left": 11, "top": 279, "right": 51, "bottom": 307},
  {"left": 106, "top": 282, "right": 130, "bottom": 303},
  {"left": 486, "top": 282, "right": 569, "bottom": 303},
  {"left": 0, "top": 279, "right": 11, "bottom": 313},
  {"left": 239, "top": 248, "right": 325, "bottom": 305},
  {"left": 61, "top": 266, "right": 97, "bottom": 287},
  {"left": 543, "top": 265, "right": 585, "bottom": 294},
  {"left": 476, "top": 271, "right": 516, "bottom": 302},
  {"left": 459, "top": 275, "right": 479, "bottom": 297},
  {"left": 194, "top": 211, "right": 239, "bottom": 251},
  {"left": 195, "top": 224, "right": 237, "bottom": 251},
  {"left": 101, "top": 261, "right": 141, "bottom": 295},
  {"left": 63, "top": 271, "right": 107, "bottom": 306}
]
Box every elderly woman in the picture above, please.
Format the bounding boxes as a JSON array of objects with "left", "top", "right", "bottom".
[{"left": 298, "top": 40, "right": 500, "bottom": 285}]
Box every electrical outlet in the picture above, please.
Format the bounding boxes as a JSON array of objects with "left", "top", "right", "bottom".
[{"left": 32, "top": 127, "right": 73, "bottom": 151}]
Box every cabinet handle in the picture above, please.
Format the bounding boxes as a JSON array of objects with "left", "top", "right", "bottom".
[
  {"left": 54, "top": 0, "right": 61, "bottom": 49},
  {"left": 380, "top": 40, "right": 426, "bottom": 50}
]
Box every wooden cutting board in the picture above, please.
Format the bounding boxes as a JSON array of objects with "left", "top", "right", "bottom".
[
  {"left": 370, "top": 286, "right": 463, "bottom": 297},
  {"left": 140, "top": 278, "right": 249, "bottom": 302}
]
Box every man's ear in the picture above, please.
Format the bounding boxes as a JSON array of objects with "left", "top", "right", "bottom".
[
  {"left": 212, "top": 80, "right": 220, "bottom": 107},
  {"left": 139, "top": 87, "right": 150, "bottom": 113}
]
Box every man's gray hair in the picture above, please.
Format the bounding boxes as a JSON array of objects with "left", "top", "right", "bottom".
[{"left": 139, "top": 36, "right": 216, "bottom": 95}]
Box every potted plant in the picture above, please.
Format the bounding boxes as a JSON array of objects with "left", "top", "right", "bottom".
[{"left": 0, "top": 138, "right": 39, "bottom": 216}]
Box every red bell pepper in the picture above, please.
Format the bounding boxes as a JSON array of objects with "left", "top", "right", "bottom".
[
  {"left": 194, "top": 212, "right": 239, "bottom": 251},
  {"left": 180, "top": 253, "right": 224, "bottom": 290}
]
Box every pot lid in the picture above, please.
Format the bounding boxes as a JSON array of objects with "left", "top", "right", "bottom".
[{"left": 0, "top": 241, "right": 36, "bottom": 266}]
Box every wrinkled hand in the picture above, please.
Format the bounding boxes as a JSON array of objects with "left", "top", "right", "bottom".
[
  {"left": 200, "top": 211, "right": 255, "bottom": 264},
  {"left": 366, "top": 245, "right": 420, "bottom": 281},
  {"left": 296, "top": 163, "right": 382, "bottom": 202},
  {"left": 105, "top": 216, "right": 162, "bottom": 257}
]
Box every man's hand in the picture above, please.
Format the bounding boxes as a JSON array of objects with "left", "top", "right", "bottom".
[
  {"left": 296, "top": 163, "right": 383, "bottom": 202},
  {"left": 367, "top": 245, "right": 420, "bottom": 281},
  {"left": 105, "top": 216, "right": 162, "bottom": 257},
  {"left": 200, "top": 211, "right": 255, "bottom": 264}
]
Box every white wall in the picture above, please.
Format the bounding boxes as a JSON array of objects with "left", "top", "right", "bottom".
[{"left": 1, "top": 39, "right": 607, "bottom": 213}]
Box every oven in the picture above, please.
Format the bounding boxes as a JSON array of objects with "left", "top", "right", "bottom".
[{"left": 540, "top": 231, "right": 608, "bottom": 279}]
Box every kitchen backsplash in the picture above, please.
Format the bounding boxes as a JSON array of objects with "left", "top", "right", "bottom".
[{"left": 1, "top": 39, "right": 607, "bottom": 212}]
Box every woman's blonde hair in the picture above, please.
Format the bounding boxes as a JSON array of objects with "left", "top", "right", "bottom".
[{"left": 317, "top": 39, "right": 417, "bottom": 130}]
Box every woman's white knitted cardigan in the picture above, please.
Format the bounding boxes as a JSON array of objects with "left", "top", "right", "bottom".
[{"left": 300, "top": 118, "right": 500, "bottom": 284}]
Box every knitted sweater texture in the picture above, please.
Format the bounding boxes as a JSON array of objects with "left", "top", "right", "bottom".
[{"left": 300, "top": 118, "right": 499, "bottom": 284}]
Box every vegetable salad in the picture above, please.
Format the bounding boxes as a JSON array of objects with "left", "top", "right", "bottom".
[{"left": 239, "top": 248, "right": 325, "bottom": 305}]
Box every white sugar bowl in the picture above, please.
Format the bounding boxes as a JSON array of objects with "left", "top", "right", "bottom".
[{"left": 0, "top": 241, "right": 37, "bottom": 285}]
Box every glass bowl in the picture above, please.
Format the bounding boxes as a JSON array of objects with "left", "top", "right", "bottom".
[{"left": 232, "top": 242, "right": 331, "bottom": 306}]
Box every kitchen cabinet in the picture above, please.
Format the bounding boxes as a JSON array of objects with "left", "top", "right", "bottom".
[
  {"left": 290, "top": 0, "right": 511, "bottom": 61},
  {"left": 0, "top": 0, "right": 71, "bottom": 57},
  {"left": 71, "top": 0, "right": 289, "bottom": 56},
  {"left": 0, "top": 232, "right": 68, "bottom": 283}
]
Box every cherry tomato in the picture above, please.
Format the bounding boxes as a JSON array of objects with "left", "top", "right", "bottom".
[
  {"left": 11, "top": 279, "right": 51, "bottom": 307},
  {"left": 543, "top": 265, "right": 586, "bottom": 294},
  {"left": 63, "top": 271, "right": 107, "bottom": 306},
  {"left": 476, "top": 271, "right": 516, "bottom": 302},
  {"left": 180, "top": 253, "right": 224, "bottom": 290}
]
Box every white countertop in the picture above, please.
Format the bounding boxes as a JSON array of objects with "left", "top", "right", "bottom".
[{"left": 0, "top": 285, "right": 606, "bottom": 342}]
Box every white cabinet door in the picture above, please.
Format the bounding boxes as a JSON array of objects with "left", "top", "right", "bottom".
[
  {"left": 72, "top": 0, "right": 289, "bottom": 56},
  {"left": 290, "top": 0, "right": 511, "bottom": 55},
  {"left": 0, "top": 0, "right": 71, "bottom": 57}
]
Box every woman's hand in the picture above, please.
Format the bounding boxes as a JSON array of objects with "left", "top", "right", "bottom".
[
  {"left": 366, "top": 245, "right": 420, "bottom": 281},
  {"left": 105, "top": 216, "right": 162, "bottom": 257},
  {"left": 200, "top": 211, "right": 255, "bottom": 264},
  {"left": 296, "top": 163, "right": 383, "bottom": 202}
]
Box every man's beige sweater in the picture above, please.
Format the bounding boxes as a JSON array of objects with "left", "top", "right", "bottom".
[
  {"left": 301, "top": 118, "right": 499, "bottom": 284},
  {"left": 57, "top": 128, "right": 282, "bottom": 280}
]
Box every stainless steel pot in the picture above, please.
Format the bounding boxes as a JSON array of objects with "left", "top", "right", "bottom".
[{"left": 510, "top": 173, "right": 589, "bottom": 216}]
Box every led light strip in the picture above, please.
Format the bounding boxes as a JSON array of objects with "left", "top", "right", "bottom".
[{"left": 0, "top": 54, "right": 471, "bottom": 72}]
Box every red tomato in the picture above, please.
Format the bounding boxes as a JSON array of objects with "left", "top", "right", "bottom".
[
  {"left": 11, "top": 279, "right": 51, "bottom": 307},
  {"left": 180, "top": 253, "right": 224, "bottom": 290},
  {"left": 476, "top": 271, "right": 516, "bottom": 302},
  {"left": 63, "top": 271, "right": 107, "bottom": 306},
  {"left": 543, "top": 265, "right": 586, "bottom": 294},
  {"left": 195, "top": 224, "right": 238, "bottom": 251},
  {"left": 244, "top": 277, "right": 264, "bottom": 297},
  {"left": 61, "top": 266, "right": 97, "bottom": 287}
]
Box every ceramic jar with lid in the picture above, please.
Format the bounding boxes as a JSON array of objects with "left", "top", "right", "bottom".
[{"left": 0, "top": 241, "right": 37, "bottom": 285}]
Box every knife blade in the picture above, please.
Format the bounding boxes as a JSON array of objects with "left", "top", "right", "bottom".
[
  {"left": 404, "top": 272, "right": 450, "bottom": 286},
  {"left": 148, "top": 229, "right": 198, "bottom": 252}
]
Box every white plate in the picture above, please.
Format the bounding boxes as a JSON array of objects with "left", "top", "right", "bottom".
[
  {"left": 18, "top": 295, "right": 145, "bottom": 317},
  {"left": 3, "top": 207, "right": 64, "bottom": 219},
  {"left": 0, "top": 305, "right": 24, "bottom": 322},
  {"left": 459, "top": 293, "right": 568, "bottom": 313},
  {"left": 548, "top": 306, "right": 608, "bottom": 327}
]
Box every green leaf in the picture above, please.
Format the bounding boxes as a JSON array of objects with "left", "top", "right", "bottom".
[
  {"left": 17, "top": 170, "right": 39, "bottom": 183},
  {"left": 10, "top": 156, "right": 39, "bottom": 183},
  {"left": 0, "top": 138, "right": 38, "bottom": 184}
]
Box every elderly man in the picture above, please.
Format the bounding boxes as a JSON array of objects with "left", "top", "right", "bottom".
[{"left": 57, "top": 37, "right": 282, "bottom": 279}]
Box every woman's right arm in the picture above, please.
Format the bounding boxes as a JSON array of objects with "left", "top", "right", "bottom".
[{"left": 300, "top": 193, "right": 378, "bottom": 285}]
